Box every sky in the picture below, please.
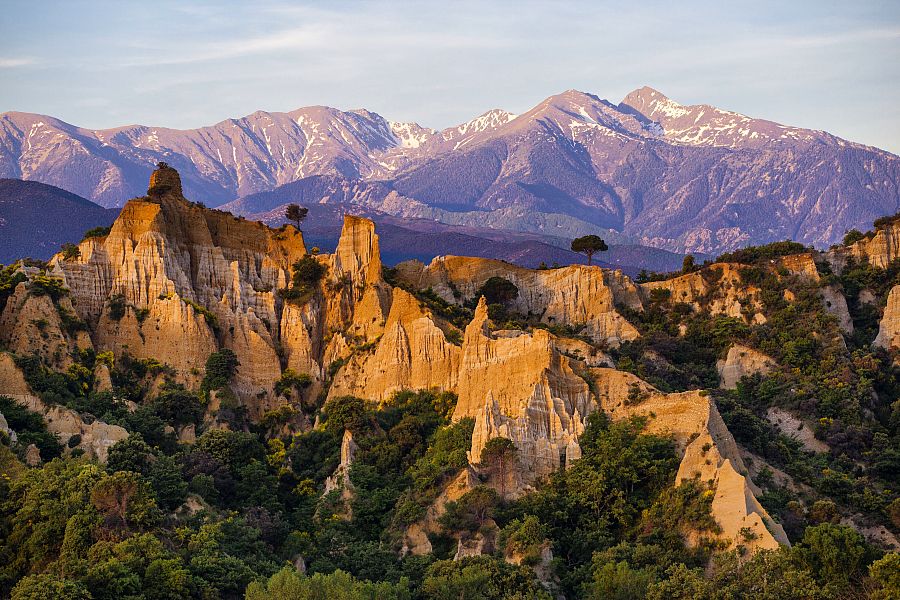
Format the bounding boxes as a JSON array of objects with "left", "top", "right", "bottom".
[{"left": 1, "top": 0, "right": 899, "bottom": 153}]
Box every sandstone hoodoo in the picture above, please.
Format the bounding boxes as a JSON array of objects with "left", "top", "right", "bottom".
[{"left": 1, "top": 164, "right": 898, "bottom": 598}]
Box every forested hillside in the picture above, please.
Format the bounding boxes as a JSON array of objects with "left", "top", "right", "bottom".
[{"left": 0, "top": 166, "right": 898, "bottom": 599}]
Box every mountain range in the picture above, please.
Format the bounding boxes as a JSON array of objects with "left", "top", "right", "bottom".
[
  {"left": 1, "top": 87, "right": 898, "bottom": 255},
  {"left": 0, "top": 179, "right": 116, "bottom": 263}
]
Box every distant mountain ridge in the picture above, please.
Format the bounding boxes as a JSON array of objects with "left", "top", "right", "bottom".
[
  {"left": 2, "top": 87, "right": 898, "bottom": 254},
  {"left": 0, "top": 179, "right": 116, "bottom": 263}
]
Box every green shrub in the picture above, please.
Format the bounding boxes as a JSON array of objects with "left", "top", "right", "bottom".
[
  {"left": 475, "top": 276, "right": 519, "bottom": 305},
  {"left": 107, "top": 294, "right": 127, "bottom": 320},
  {"left": 81, "top": 226, "right": 112, "bottom": 241},
  {"left": 60, "top": 243, "right": 80, "bottom": 261},
  {"left": 201, "top": 349, "right": 239, "bottom": 393},
  {"left": 716, "top": 240, "right": 810, "bottom": 264},
  {"left": 28, "top": 273, "right": 68, "bottom": 300},
  {"left": 273, "top": 369, "right": 312, "bottom": 397}
]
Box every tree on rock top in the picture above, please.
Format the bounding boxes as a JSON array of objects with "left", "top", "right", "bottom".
[
  {"left": 571, "top": 235, "right": 608, "bottom": 266},
  {"left": 285, "top": 204, "right": 309, "bottom": 231}
]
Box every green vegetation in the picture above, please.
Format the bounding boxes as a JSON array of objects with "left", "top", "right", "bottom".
[
  {"left": 280, "top": 256, "right": 328, "bottom": 304},
  {"left": 81, "top": 226, "right": 112, "bottom": 241},
  {"left": 246, "top": 567, "right": 411, "bottom": 599},
  {"left": 714, "top": 240, "right": 811, "bottom": 264},
  {"left": 28, "top": 271, "right": 68, "bottom": 300},
  {"left": 182, "top": 298, "right": 219, "bottom": 329},
  {"left": 60, "top": 243, "right": 81, "bottom": 261},
  {"left": 0, "top": 395, "right": 62, "bottom": 461},
  {"left": 202, "top": 348, "right": 239, "bottom": 394},
  {"left": 843, "top": 229, "right": 868, "bottom": 246},
  {"left": 274, "top": 369, "right": 313, "bottom": 397},
  {"left": 0, "top": 263, "right": 27, "bottom": 313},
  {"left": 475, "top": 277, "right": 518, "bottom": 305}
]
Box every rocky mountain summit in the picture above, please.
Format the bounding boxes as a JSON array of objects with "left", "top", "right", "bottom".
[
  {"left": 3, "top": 88, "right": 897, "bottom": 255},
  {"left": 1, "top": 165, "right": 899, "bottom": 597}
]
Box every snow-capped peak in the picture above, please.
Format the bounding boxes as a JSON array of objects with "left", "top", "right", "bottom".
[{"left": 388, "top": 121, "right": 436, "bottom": 149}]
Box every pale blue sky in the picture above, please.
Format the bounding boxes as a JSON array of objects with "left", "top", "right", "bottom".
[{"left": 1, "top": 0, "right": 899, "bottom": 152}]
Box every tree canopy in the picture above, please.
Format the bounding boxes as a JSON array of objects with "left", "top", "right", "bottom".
[{"left": 571, "top": 235, "right": 608, "bottom": 265}]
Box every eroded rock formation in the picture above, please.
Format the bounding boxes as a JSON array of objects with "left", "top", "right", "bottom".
[
  {"left": 717, "top": 344, "right": 775, "bottom": 389},
  {"left": 0, "top": 164, "right": 795, "bottom": 554},
  {"left": 395, "top": 257, "right": 640, "bottom": 346},
  {"left": 329, "top": 288, "right": 460, "bottom": 401},
  {"left": 828, "top": 219, "right": 900, "bottom": 272},
  {"left": 454, "top": 298, "right": 593, "bottom": 487},
  {"left": 875, "top": 285, "right": 900, "bottom": 351},
  {"left": 594, "top": 367, "right": 788, "bottom": 552},
  {"left": 639, "top": 264, "right": 763, "bottom": 322}
]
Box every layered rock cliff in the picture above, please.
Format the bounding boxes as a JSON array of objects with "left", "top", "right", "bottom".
[
  {"left": 394, "top": 256, "right": 641, "bottom": 346},
  {"left": 42, "top": 165, "right": 313, "bottom": 414},
  {"left": 454, "top": 298, "right": 594, "bottom": 486},
  {"left": 827, "top": 218, "right": 900, "bottom": 272}
]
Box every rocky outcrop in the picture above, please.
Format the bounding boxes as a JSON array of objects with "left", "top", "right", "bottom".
[
  {"left": 395, "top": 257, "right": 640, "bottom": 346},
  {"left": 50, "top": 176, "right": 305, "bottom": 406},
  {"left": 322, "top": 429, "right": 358, "bottom": 519},
  {"left": 0, "top": 410, "right": 15, "bottom": 443},
  {"left": 827, "top": 219, "right": 900, "bottom": 272},
  {"left": 328, "top": 288, "right": 460, "bottom": 401},
  {"left": 0, "top": 282, "right": 91, "bottom": 370},
  {"left": 92, "top": 295, "right": 217, "bottom": 387},
  {"left": 93, "top": 363, "right": 113, "bottom": 393},
  {"left": 639, "top": 264, "right": 763, "bottom": 321},
  {"left": 717, "top": 344, "right": 775, "bottom": 389},
  {"left": 594, "top": 367, "right": 788, "bottom": 552},
  {"left": 402, "top": 468, "right": 479, "bottom": 556},
  {"left": 323, "top": 216, "right": 391, "bottom": 341},
  {"left": 45, "top": 165, "right": 391, "bottom": 415},
  {"left": 820, "top": 286, "right": 854, "bottom": 335},
  {"left": 0, "top": 353, "right": 127, "bottom": 461},
  {"left": 765, "top": 408, "right": 829, "bottom": 454},
  {"left": 778, "top": 253, "right": 820, "bottom": 280},
  {"left": 453, "top": 524, "right": 496, "bottom": 560},
  {"left": 454, "top": 298, "right": 593, "bottom": 487},
  {"left": 874, "top": 285, "right": 900, "bottom": 351}
]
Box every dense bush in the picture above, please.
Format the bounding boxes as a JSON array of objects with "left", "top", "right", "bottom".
[
  {"left": 201, "top": 349, "right": 239, "bottom": 393},
  {"left": 279, "top": 256, "right": 328, "bottom": 304},
  {"left": 81, "top": 226, "right": 112, "bottom": 241},
  {"left": 475, "top": 276, "right": 519, "bottom": 305},
  {"left": 715, "top": 240, "right": 811, "bottom": 264},
  {"left": 0, "top": 395, "right": 62, "bottom": 461}
]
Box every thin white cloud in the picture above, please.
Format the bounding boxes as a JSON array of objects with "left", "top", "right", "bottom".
[{"left": 0, "top": 57, "right": 34, "bottom": 68}]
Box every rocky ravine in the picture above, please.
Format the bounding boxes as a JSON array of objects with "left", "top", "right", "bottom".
[{"left": 3, "top": 164, "right": 874, "bottom": 554}]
